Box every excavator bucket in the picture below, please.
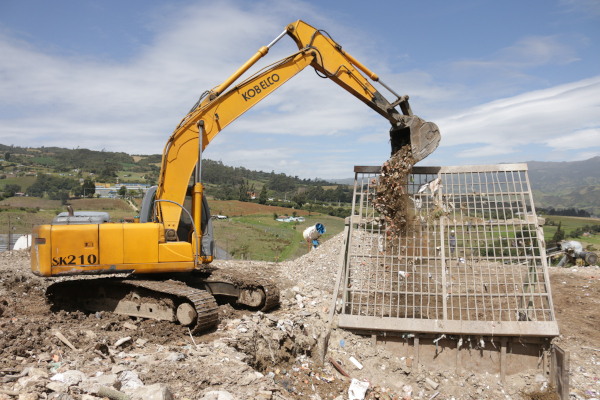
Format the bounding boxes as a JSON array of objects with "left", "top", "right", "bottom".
[{"left": 390, "top": 116, "right": 441, "bottom": 163}]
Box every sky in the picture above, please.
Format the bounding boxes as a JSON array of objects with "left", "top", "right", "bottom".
[{"left": 0, "top": 0, "right": 599, "bottom": 179}]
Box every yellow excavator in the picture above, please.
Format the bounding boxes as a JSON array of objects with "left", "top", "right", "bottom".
[{"left": 31, "top": 20, "right": 441, "bottom": 332}]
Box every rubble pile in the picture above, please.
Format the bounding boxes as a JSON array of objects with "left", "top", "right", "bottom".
[
  {"left": 372, "top": 145, "right": 415, "bottom": 240},
  {"left": 1, "top": 241, "right": 599, "bottom": 399}
]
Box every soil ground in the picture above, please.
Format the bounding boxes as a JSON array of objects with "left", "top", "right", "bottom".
[{"left": 0, "top": 234, "right": 599, "bottom": 400}]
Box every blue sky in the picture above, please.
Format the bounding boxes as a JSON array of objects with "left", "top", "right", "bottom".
[{"left": 1, "top": 0, "right": 599, "bottom": 179}]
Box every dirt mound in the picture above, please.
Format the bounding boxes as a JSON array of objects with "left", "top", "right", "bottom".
[{"left": 1, "top": 245, "right": 599, "bottom": 399}]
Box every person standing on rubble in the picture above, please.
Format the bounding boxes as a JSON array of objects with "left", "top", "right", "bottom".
[{"left": 449, "top": 230, "right": 457, "bottom": 255}]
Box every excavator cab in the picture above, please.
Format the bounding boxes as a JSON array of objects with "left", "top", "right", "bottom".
[{"left": 139, "top": 185, "right": 214, "bottom": 259}]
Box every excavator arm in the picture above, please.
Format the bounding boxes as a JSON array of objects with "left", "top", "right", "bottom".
[{"left": 156, "top": 20, "right": 440, "bottom": 238}]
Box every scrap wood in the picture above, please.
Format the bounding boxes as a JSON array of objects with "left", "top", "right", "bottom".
[
  {"left": 328, "top": 357, "right": 350, "bottom": 378},
  {"left": 0, "top": 388, "right": 19, "bottom": 396},
  {"left": 54, "top": 330, "right": 78, "bottom": 351}
]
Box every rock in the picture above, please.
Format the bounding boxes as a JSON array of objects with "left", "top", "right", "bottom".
[
  {"left": 46, "top": 381, "right": 69, "bottom": 393},
  {"left": 256, "top": 390, "right": 272, "bottom": 399},
  {"left": 135, "top": 338, "right": 148, "bottom": 347},
  {"left": 118, "top": 370, "right": 144, "bottom": 390},
  {"left": 123, "top": 322, "right": 138, "bottom": 330},
  {"left": 84, "top": 330, "right": 97, "bottom": 339},
  {"left": 28, "top": 368, "right": 49, "bottom": 379},
  {"left": 200, "top": 391, "right": 235, "bottom": 400},
  {"left": 19, "top": 394, "right": 38, "bottom": 400},
  {"left": 425, "top": 377, "right": 439, "bottom": 390},
  {"left": 111, "top": 365, "right": 128, "bottom": 374},
  {"left": 47, "top": 395, "right": 74, "bottom": 400},
  {"left": 124, "top": 383, "right": 174, "bottom": 400},
  {"left": 238, "top": 371, "right": 263, "bottom": 386},
  {"left": 37, "top": 353, "right": 52, "bottom": 362},
  {"left": 18, "top": 375, "right": 45, "bottom": 390},
  {"left": 81, "top": 396, "right": 99, "bottom": 400},
  {"left": 138, "top": 354, "right": 157, "bottom": 364},
  {"left": 166, "top": 353, "right": 186, "bottom": 362},
  {"left": 51, "top": 370, "right": 86, "bottom": 386},
  {"left": 535, "top": 374, "right": 547, "bottom": 383},
  {"left": 87, "top": 373, "right": 118, "bottom": 387}
]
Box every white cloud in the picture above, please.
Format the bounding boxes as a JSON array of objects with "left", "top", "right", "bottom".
[
  {"left": 454, "top": 36, "right": 580, "bottom": 71},
  {"left": 0, "top": 1, "right": 598, "bottom": 179},
  {"left": 437, "top": 76, "right": 600, "bottom": 151},
  {"left": 545, "top": 128, "right": 600, "bottom": 150},
  {"left": 560, "top": 0, "right": 600, "bottom": 17},
  {"left": 0, "top": 1, "right": 413, "bottom": 178},
  {"left": 575, "top": 150, "right": 600, "bottom": 159}
]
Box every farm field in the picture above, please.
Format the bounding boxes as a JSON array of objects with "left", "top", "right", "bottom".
[
  {"left": 207, "top": 199, "right": 310, "bottom": 217},
  {"left": 541, "top": 214, "right": 600, "bottom": 250},
  {"left": 0, "top": 175, "right": 37, "bottom": 191},
  {"left": 213, "top": 213, "right": 345, "bottom": 261}
]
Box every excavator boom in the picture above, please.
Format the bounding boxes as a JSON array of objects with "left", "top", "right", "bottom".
[{"left": 156, "top": 20, "right": 440, "bottom": 234}]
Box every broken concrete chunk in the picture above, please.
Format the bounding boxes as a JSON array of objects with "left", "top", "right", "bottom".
[
  {"left": 50, "top": 370, "right": 86, "bottom": 386},
  {"left": 123, "top": 322, "right": 138, "bottom": 331},
  {"left": 425, "top": 377, "right": 439, "bottom": 390},
  {"left": 165, "top": 353, "right": 186, "bottom": 362},
  {"left": 118, "top": 371, "right": 144, "bottom": 390},
  {"left": 238, "top": 371, "right": 263, "bottom": 386},
  {"left": 200, "top": 391, "right": 234, "bottom": 400},
  {"left": 124, "top": 383, "right": 174, "bottom": 400},
  {"left": 28, "top": 368, "right": 49, "bottom": 379},
  {"left": 46, "top": 381, "right": 69, "bottom": 393}
]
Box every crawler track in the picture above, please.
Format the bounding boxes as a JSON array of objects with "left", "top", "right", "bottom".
[{"left": 47, "top": 278, "right": 219, "bottom": 333}]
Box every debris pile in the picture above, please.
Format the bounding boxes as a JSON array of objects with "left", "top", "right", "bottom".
[
  {"left": 1, "top": 240, "right": 599, "bottom": 399},
  {"left": 373, "top": 145, "right": 415, "bottom": 240}
]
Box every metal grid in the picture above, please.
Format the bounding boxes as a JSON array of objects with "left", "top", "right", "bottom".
[{"left": 338, "top": 164, "right": 559, "bottom": 337}]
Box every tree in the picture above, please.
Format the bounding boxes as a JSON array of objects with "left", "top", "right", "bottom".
[
  {"left": 83, "top": 178, "right": 95, "bottom": 198},
  {"left": 292, "top": 193, "right": 306, "bottom": 207},
  {"left": 118, "top": 186, "right": 127, "bottom": 199},
  {"left": 4, "top": 184, "right": 21, "bottom": 197},
  {"left": 258, "top": 185, "right": 268, "bottom": 205},
  {"left": 74, "top": 178, "right": 96, "bottom": 198},
  {"left": 4, "top": 152, "right": 10, "bottom": 162},
  {"left": 238, "top": 180, "right": 250, "bottom": 202},
  {"left": 273, "top": 212, "right": 278, "bottom": 220},
  {"left": 552, "top": 221, "right": 564, "bottom": 243}
]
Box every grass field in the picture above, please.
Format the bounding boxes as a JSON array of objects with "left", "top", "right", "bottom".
[
  {"left": 541, "top": 215, "right": 600, "bottom": 250},
  {"left": 212, "top": 213, "right": 345, "bottom": 261},
  {"left": 208, "top": 200, "right": 310, "bottom": 217},
  {"left": 0, "top": 175, "right": 37, "bottom": 191}
]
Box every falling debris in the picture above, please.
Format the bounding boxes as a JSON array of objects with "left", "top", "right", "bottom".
[{"left": 373, "top": 145, "right": 415, "bottom": 239}]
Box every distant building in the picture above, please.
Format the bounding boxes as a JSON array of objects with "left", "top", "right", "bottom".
[
  {"left": 276, "top": 216, "right": 305, "bottom": 223},
  {"left": 94, "top": 182, "right": 151, "bottom": 198}
]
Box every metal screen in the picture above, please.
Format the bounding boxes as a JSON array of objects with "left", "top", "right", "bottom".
[{"left": 338, "top": 164, "right": 559, "bottom": 337}]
